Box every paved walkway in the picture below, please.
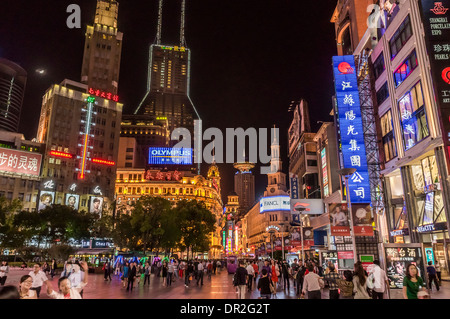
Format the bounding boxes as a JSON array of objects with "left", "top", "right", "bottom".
[{"left": 3, "top": 267, "right": 450, "bottom": 299}]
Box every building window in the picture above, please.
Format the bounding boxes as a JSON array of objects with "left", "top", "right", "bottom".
[
  {"left": 126, "top": 148, "right": 133, "bottom": 152},
  {"left": 125, "top": 163, "right": 132, "bottom": 167},
  {"left": 393, "top": 50, "right": 418, "bottom": 87},
  {"left": 380, "top": 110, "right": 397, "bottom": 162},
  {"left": 373, "top": 53, "right": 385, "bottom": 80},
  {"left": 398, "top": 81, "right": 429, "bottom": 150},
  {"left": 376, "top": 82, "right": 390, "bottom": 105},
  {"left": 307, "top": 160, "right": 317, "bottom": 166},
  {"left": 389, "top": 15, "right": 413, "bottom": 59}
]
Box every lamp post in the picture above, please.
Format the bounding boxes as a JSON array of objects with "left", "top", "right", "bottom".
[
  {"left": 294, "top": 206, "right": 306, "bottom": 263},
  {"left": 337, "top": 168, "right": 357, "bottom": 266}
]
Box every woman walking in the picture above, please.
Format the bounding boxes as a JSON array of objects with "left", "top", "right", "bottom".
[
  {"left": 162, "top": 261, "right": 168, "bottom": 286},
  {"left": 122, "top": 262, "right": 129, "bottom": 288},
  {"left": 353, "top": 263, "right": 370, "bottom": 299},
  {"left": 0, "top": 261, "right": 9, "bottom": 286},
  {"left": 271, "top": 259, "right": 280, "bottom": 291},
  {"left": 403, "top": 263, "right": 426, "bottom": 299}
]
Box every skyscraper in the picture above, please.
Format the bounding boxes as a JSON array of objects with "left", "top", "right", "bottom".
[
  {"left": 134, "top": 0, "right": 199, "bottom": 138},
  {"left": 234, "top": 153, "right": 255, "bottom": 217},
  {"left": 81, "top": 0, "right": 123, "bottom": 94},
  {"left": 0, "top": 58, "right": 27, "bottom": 133}
]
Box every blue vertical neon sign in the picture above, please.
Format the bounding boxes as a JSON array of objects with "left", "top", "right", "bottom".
[{"left": 332, "top": 56, "right": 371, "bottom": 204}]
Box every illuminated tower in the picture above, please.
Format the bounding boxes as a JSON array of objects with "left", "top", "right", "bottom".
[
  {"left": 265, "top": 127, "right": 287, "bottom": 197},
  {"left": 134, "top": 0, "right": 199, "bottom": 139},
  {"left": 234, "top": 150, "right": 255, "bottom": 216},
  {"left": 81, "top": 0, "right": 123, "bottom": 94}
]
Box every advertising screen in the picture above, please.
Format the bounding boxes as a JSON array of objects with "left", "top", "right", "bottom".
[
  {"left": 65, "top": 194, "right": 80, "bottom": 211},
  {"left": 260, "top": 196, "right": 291, "bottom": 213},
  {"left": 38, "top": 191, "right": 55, "bottom": 211},
  {"left": 385, "top": 245, "right": 425, "bottom": 289},
  {"left": 89, "top": 196, "right": 104, "bottom": 216},
  {"left": 0, "top": 148, "right": 42, "bottom": 177},
  {"left": 148, "top": 147, "right": 193, "bottom": 165}
]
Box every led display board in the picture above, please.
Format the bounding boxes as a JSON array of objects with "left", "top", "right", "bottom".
[
  {"left": 259, "top": 196, "right": 291, "bottom": 213},
  {"left": 148, "top": 147, "right": 193, "bottom": 165},
  {"left": 332, "top": 55, "right": 371, "bottom": 203}
]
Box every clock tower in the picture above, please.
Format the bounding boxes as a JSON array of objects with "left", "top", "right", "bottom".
[{"left": 265, "top": 127, "right": 287, "bottom": 197}]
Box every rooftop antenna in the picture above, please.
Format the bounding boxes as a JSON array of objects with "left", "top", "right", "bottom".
[
  {"left": 156, "top": 0, "right": 163, "bottom": 45},
  {"left": 180, "top": 0, "right": 186, "bottom": 47}
]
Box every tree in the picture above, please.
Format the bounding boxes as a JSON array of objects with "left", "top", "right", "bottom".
[
  {"left": 174, "top": 200, "right": 216, "bottom": 259},
  {"left": 111, "top": 213, "right": 140, "bottom": 251},
  {"left": 0, "top": 197, "right": 23, "bottom": 252}
]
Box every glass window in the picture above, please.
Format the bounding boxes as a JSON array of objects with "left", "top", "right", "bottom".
[
  {"left": 398, "top": 82, "right": 429, "bottom": 150},
  {"left": 376, "top": 82, "right": 390, "bottom": 105},
  {"left": 373, "top": 53, "right": 385, "bottom": 80},
  {"left": 380, "top": 110, "right": 397, "bottom": 161},
  {"left": 389, "top": 15, "right": 413, "bottom": 59},
  {"left": 393, "top": 50, "right": 418, "bottom": 87}
]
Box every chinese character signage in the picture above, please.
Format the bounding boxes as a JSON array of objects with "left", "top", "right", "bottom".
[
  {"left": 351, "top": 204, "right": 374, "bottom": 236},
  {"left": 88, "top": 88, "right": 119, "bottom": 102},
  {"left": 290, "top": 177, "right": 299, "bottom": 199},
  {"left": 0, "top": 148, "right": 41, "bottom": 177},
  {"left": 384, "top": 245, "right": 425, "bottom": 289},
  {"left": 148, "top": 147, "right": 193, "bottom": 165},
  {"left": 332, "top": 56, "right": 371, "bottom": 203},
  {"left": 321, "top": 148, "right": 329, "bottom": 197},
  {"left": 145, "top": 170, "right": 183, "bottom": 181},
  {"left": 329, "top": 204, "right": 351, "bottom": 236},
  {"left": 419, "top": 0, "right": 450, "bottom": 172}
]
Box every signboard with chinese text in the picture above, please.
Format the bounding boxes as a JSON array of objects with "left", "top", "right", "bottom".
[
  {"left": 148, "top": 147, "right": 193, "bottom": 165},
  {"left": 384, "top": 244, "right": 426, "bottom": 289},
  {"left": 321, "top": 148, "right": 329, "bottom": 197},
  {"left": 0, "top": 148, "right": 41, "bottom": 177},
  {"left": 290, "top": 177, "right": 299, "bottom": 199},
  {"left": 351, "top": 204, "right": 374, "bottom": 236},
  {"left": 260, "top": 195, "right": 291, "bottom": 213},
  {"left": 332, "top": 56, "right": 371, "bottom": 203},
  {"left": 145, "top": 170, "right": 183, "bottom": 181}
]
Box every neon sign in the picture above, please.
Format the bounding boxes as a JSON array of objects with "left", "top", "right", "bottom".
[
  {"left": 49, "top": 151, "right": 73, "bottom": 159},
  {"left": 259, "top": 195, "right": 291, "bottom": 213},
  {"left": 88, "top": 88, "right": 119, "bottom": 102},
  {"left": 92, "top": 158, "right": 115, "bottom": 166},
  {"left": 148, "top": 147, "right": 193, "bottom": 165},
  {"left": 333, "top": 55, "right": 371, "bottom": 203},
  {"left": 78, "top": 97, "right": 95, "bottom": 179}
]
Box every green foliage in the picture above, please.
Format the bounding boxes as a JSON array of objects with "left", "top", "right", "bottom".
[{"left": 47, "top": 244, "right": 75, "bottom": 262}]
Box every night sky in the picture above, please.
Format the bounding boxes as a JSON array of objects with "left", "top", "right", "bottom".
[{"left": 0, "top": 0, "right": 337, "bottom": 203}]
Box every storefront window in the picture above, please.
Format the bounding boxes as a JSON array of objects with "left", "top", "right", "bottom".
[{"left": 381, "top": 110, "right": 397, "bottom": 161}]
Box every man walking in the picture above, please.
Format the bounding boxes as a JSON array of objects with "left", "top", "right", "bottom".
[
  {"left": 127, "top": 262, "right": 137, "bottom": 292},
  {"left": 246, "top": 261, "right": 255, "bottom": 291},
  {"left": 143, "top": 262, "right": 151, "bottom": 286},
  {"left": 295, "top": 260, "right": 306, "bottom": 296},
  {"left": 427, "top": 261, "right": 440, "bottom": 292},
  {"left": 29, "top": 263, "right": 49, "bottom": 298},
  {"left": 167, "top": 261, "right": 175, "bottom": 287},
  {"left": 197, "top": 260, "right": 204, "bottom": 286},
  {"left": 213, "top": 260, "right": 217, "bottom": 274},
  {"left": 302, "top": 264, "right": 324, "bottom": 299},
  {"left": 235, "top": 260, "right": 248, "bottom": 299},
  {"left": 322, "top": 263, "right": 340, "bottom": 299},
  {"left": 368, "top": 260, "right": 389, "bottom": 299},
  {"left": 257, "top": 259, "right": 264, "bottom": 281},
  {"left": 281, "top": 260, "right": 290, "bottom": 291}
]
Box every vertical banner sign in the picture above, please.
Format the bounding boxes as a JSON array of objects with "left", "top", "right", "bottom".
[
  {"left": 351, "top": 203, "right": 374, "bottom": 236},
  {"left": 303, "top": 227, "right": 314, "bottom": 248},
  {"left": 290, "top": 177, "right": 299, "bottom": 199},
  {"left": 332, "top": 56, "right": 371, "bottom": 203},
  {"left": 329, "top": 204, "right": 351, "bottom": 236},
  {"left": 419, "top": 0, "right": 450, "bottom": 172},
  {"left": 274, "top": 237, "right": 283, "bottom": 251},
  {"left": 321, "top": 148, "right": 329, "bottom": 197}
]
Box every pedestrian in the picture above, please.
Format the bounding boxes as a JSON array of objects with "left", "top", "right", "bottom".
[
  {"left": 0, "top": 285, "right": 20, "bottom": 299},
  {"left": 301, "top": 264, "right": 324, "bottom": 299},
  {"left": 435, "top": 260, "right": 442, "bottom": 285},
  {"left": 296, "top": 260, "right": 306, "bottom": 295},
  {"left": 252, "top": 261, "right": 258, "bottom": 284},
  {"left": 193, "top": 259, "right": 199, "bottom": 280},
  {"left": 143, "top": 262, "right": 151, "bottom": 286},
  {"left": 207, "top": 260, "right": 213, "bottom": 279},
  {"left": 234, "top": 260, "right": 248, "bottom": 299},
  {"left": 257, "top": 259, "right": 264, "bottom": 280},
  {"left": 46, "top": 261, "right": 88, "bottom": 299},
  {"left": 246, "top": 261, "right": 255, "bottom": 291},
  {"left": 156, "top": 259, "right": 162, "bottom": 277},
  {"left": 18, "top": 275, "right": 37, "bottom": 299},
  {"left": 403, "top": 263, "right": 426, "bottom": 299},
  {"left": 50, "top": 259, "right": 57, "bottom": 278},
  {"left": 353, "top": 263, "right": 370, "bottom": 299},
  {"left": 42, "top": 262, "right": 50, "bottom": 276},
  {"left": 114, "top": 260, "right": 121, "bottom": 276},
  {"left": 69, "top": 261, "right": 86, "bottom": 298},
  {"left": 322, "top": 263, "right": 340, "bottom": 299},
  {"left": 257, "top": 269, "right": 273, "bottom": 299},
  {"left": 185, "top": 261, "right": 194, "bottom": 288},
  {"left": 213, "top": 260, "right": 217, "bottom": 274},
  {"left": 281, "top": 260, "right": 290, "bottom": 291},
  {"left": 262, "top": 260, "right": 272, "bottom": 280},
  {"left": 217, "top": 260, "right": 221, "bottom": 273},
  {"left": 324, "top": 270, "right": 354, "bottom": 299},
  {"left": 103, "top": 259, "right": 112, "bottom": 281},
  {"left": 179, "top": 260, "right": 185, "bottom": 279},
  {"left": 122, "top": 262, "right": 129, "bottom": 288},
  {"left": 270, "top": 259, "right": 280, "bottom": 291},
  {"left": 368, "top": 259, "right": 389, "bottom": 299},
  {"left": 0, "top": 261, "right": 9, "bottom": 286},
  {"left": 167, "top": 261, "right": 175, "bottom": 287},
  {"left": 427, "top": 261, "right": 440, "bottom": 292},
  {"left": 28, "top": 263, "right": 49, "bottom": 298},
  {"left": 197, "top": 260, "right": 204, "bottom": 286},
  {"left": 127, "top": 262, "right": 137, "bottom": 291},
  {"left": 173, "top": 259, "right": 179, "bottom": 281},
  {"left": 162, "top": 261, "right": 168, "bottom": 286},
  {"left": 137, "top": 264, "right": 145, "bottom": 285}
]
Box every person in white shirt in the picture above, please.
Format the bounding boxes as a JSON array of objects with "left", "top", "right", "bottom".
[
  {"left": 301, "top": 264, "right": 324, "bottom": 299},
  {"left": 28, "top": 263, "right": 49, "bottom": 298},
  {"left": 368, "top": 260, "right": 389, "bottom": 299},
  {"left": 246, "top": 262, "right": 255, "bottom": 291},
  {"left": 47, "top": 261, "right": 88, "bottom": 299},
  {"left": 0, "top": 261, "right": 9, "bottom": 286},
  {"left": 197, "top": 262, "right": 204, "bottom": 286}
]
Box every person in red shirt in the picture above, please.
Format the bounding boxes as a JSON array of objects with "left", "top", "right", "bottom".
[{"left": 252, "top": 261, "right": 258, "bottom": 284}]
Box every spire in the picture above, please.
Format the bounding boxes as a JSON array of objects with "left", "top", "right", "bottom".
[
  {"left": 156, "top": 0, "right": 163, "bottom": 45},
  {"left": 180, "top": 0, "right": 186, "bottom": 47},
  {"left": 212, "top": 140, "right": 216, "bottom": 164},
  {"left": 272, "top": 125, "right": 278, "bottom": 145}
]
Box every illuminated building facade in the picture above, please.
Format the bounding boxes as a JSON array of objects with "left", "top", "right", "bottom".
[
  {"left": 233, "top": 158, "right": 255, "bottom": 217},
  {"left": 0, "top": 131, "right": 44, "bottom": 212},
  {"left": 0, "top": 58, "right": 27, "bottom": 133},
  {"left": 36, "top": 79, "right": 123, "bottom": 214},
  {"left": 81, "top": 0, "right": 123, "bottom": 94}
]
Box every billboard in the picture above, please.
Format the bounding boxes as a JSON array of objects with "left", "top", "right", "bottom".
[
  {"left": 65, "top": 194, "right": 80, "bottom": 211},
  {"left": 38, "top": 191, "right": 55, "bottom": 211},
  {"left": 0, "top": 148, "right": 42, "bottom": 177},
  {"left": 329, "top": 204, "right": 351, "bottom": 236},
  {"left": 260, "top": 196, "right": 291, "bottom": 213},
  {"left": 351, "top": 203, "right": 374, "bottom": 236},
  {"left": 89, "top": 196, "right": 104, "bottom": 216},
  {"left": 148, "top": 147, "right": 193, "bottom": 165},
  {"left": 290, "top": 198, "right": 324, "bottom": 214},
  {"left": 332, "top": 56, "right": 371, "bottom": 204}
]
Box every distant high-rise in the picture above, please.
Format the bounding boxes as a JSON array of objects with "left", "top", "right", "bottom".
[
  {"left": 0, "top": 58, "right": 27, "bottom": 133},
  {"left": 234, "top": 153, "right": 255, "bottom": 216},
  {"left": 134, "top": 0, "right": 199, "bottom": 138},
  {"left": 81, "top": 0, "right": 123, "bottom": 94}
]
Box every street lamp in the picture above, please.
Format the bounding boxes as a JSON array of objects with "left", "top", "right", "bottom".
[
  {"left": 294, "top": 206, "right": 306, "bottom": 263},
  {"left": 337, "top": 168, "right": 357, "bottom": 266}
]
